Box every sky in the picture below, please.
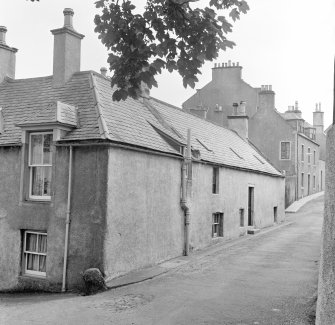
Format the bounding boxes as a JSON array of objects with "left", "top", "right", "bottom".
[{"left": 1, "top": 0, "right": 335, "bottom": 127}]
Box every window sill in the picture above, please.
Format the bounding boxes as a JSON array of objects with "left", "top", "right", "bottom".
[
  {"left": 19, "top": 274, "right": 47, "bottom": 281},
  {"left": 19, "top": 199, "right": 53, "bottom": 207}
]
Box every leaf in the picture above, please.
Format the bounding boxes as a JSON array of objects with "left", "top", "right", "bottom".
[{"left": 94, "top": 0, "right": 249, "bottom": 100}]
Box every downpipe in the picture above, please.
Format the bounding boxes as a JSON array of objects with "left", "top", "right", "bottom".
[
  {"left": 62, "top": 145, "right": 73, "bottom": 292},
  {"left": 181, "top": 129, "right": 191, "bottom": 256}
]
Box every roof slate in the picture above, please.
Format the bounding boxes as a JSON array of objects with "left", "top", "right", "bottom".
[{"left": 0, "top": 71, "right": 282, "bottom": 176}]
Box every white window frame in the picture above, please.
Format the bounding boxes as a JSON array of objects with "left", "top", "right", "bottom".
[
  {"left": 280, "top": 141, "right": 291, "bottom": 160},
  {"left": 212, "top": 213, "right": 223, "bottom": 238},
  {"left": 23, "top": 231, "right": 47, "bottom": 277},
  {"left": 28, "top": 132, "right": 53, "bottom": 200}
]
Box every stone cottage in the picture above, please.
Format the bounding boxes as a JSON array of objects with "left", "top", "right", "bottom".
[{"left": 0, "top": 9, "right": 285, "bottom": 292}]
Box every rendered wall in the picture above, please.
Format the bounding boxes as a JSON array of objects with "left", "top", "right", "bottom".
[
  {"left": 189, "top": 163, "right": 285, "bottom": 250},
  {"left": 104, "top": 148, "right": 184, "bottom": 280},
  {"left": 285, "top": 175, "right": 297, "bottom": 208},
  {"left": 316, "top": 126, "right": 335, "bottom": 324},
  {"left": 0, "top": 145, "right": 108, "bottom": 291},
  {"left": 249, "top": 107, "right": 296, "bottom": 176}
]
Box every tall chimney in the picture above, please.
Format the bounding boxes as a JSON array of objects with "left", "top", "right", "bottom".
[
  {"left": 258, "top": 84, "right": 275, "bottom": 110},
  {"left": 51, "top": 9, "right": 85, "bottom": 87},
  {"left": 313, "top": 102, "right": 324, "bottom": 133},
  {"left": 227, "top": 101, "right": 249, "bottom": 140},
  {"left": 0, "top": 26, "right": 17, "bottom": 83}
]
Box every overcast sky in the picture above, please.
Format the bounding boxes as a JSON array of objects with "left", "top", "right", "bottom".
[{"left": 2, "top": 0, "right": 335, "bottom": 128}]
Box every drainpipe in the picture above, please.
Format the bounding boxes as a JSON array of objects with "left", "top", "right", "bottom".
[
  {"left": 181, "top": 129, "right": 191, "bottom": 256},
  {"left": 62, "top": 145, "right": 73, "bottom": 292},
  {"left": 295, "top": 125, "right": 299, "bottom": 201}
]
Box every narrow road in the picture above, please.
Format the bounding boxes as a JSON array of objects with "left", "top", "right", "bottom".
[{"left": 0, "top": 196, "right": 323, "bottom": 325}]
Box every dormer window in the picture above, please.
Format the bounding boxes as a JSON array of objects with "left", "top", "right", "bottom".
[{"left": 28, "top": 132, "right": 53, "bottom": 200}]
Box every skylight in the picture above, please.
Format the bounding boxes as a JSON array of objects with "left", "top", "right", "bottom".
[
  {"left": 230, "top": 147, "right": 244, "bottom": 160},
  {"left": 196, "top": 138, "right": 212, "bottom": 152}
]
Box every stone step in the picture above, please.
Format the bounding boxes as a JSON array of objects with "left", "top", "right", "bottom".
[{"left": 247, "top": 228, "right": 261, "bottom": 235}]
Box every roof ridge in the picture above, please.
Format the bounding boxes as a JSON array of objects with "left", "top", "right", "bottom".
[{"left": 89, "top": 72, "right": 111, "bottom": 140}]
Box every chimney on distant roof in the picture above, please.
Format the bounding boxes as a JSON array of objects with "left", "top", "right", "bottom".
[
  {"left": 51, "top": 9, "right": 85, "bottom": 87},
  {"left": 227, "top": 101, "right": 248, "bottom": 140},
  {"left": 258, "top": 84, "right": 275, "bottom": 110},
  {"left": 100, "top": 67, "right": 107, "bottom": 77},
  {"left": 212, "top": 61, "right": 242, "bottom": 84},
  {"left": 0, "top": 26, "right": 17, "bottom": 83},
  {"left": 313, "top": 102, "right": 324, "bottom": 133}
]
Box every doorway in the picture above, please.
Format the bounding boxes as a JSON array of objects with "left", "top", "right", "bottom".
[
  {"left": 308, "top": 174, "right": 310, "bottom": 195},
  {"left": 248, "top": 186, "right": 254, "bottom": 226}
]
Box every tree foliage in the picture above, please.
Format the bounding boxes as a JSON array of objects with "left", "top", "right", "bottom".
[{"left": 94, "top": 0, "right": 249, "bottom": 101}]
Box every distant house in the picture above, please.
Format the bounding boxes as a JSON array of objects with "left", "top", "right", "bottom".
[
  {"left": 182, "top": 62, "right": 259, "bottom": 126},
  {"left": 249, "top": 96, "right": 323, "bottom": 206},
  {"left": 0, "top": 9, "right": 285, "bottom": 292},
  {"left": 183, "top": 63, "right": 325, "bottom": 207}
]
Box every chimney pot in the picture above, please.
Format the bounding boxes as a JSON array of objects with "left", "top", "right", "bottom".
[
  {"left": 228, "top": 60, "right": 231, "bottom": 67},
  {"left": 63, "top": 8, "right": 74, "bottom": 28},
  {"left": 0, "top": 26, "right": 7, "bottom": 45},
  {"left": 214, "top": 63, "right": 217, "bottom": 68},
  {"left": 100, "top": 67, "right": 107, "bottom": 77},
  {"left": 232, "top": 62, "right": 235, "bottom": 67},
  {"left": 236, "top": 62, "right": 239, "bottom": 66},
  {"left": 319, "top": 102, "right": 321, "bottom": 111},
  {"left": 269, "top": 85, "right": 272, "bottom": 91}
]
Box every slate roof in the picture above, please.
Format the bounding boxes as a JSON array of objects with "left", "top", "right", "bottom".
[{"left": 0, "top": 71, "right": 282, "bottom": 177}]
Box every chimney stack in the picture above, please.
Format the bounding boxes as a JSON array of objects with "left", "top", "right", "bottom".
[
  {"left": 0, "top": 26, "right": 17, "bottom": 83},
  {"left": 313, "top": 102, "right": 324, "bottom": 133},
  {"left": 227, "top": 101, "right": 249, "bottom": 140},
  {"left": 100, "top": 67, "right": 107, "bottom": 77},
  {"left": 51, "top": 9, "right": 85, "bottom": 87},
  {"left": 258, "top": 84, "right": 275, "bottom": 110}
]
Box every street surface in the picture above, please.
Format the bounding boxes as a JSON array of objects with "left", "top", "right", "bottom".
[{"left": 0, "top": 196, "right": 323, "bottom": 325}]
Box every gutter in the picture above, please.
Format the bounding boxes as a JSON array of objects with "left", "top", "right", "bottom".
[
  {"left": 181, "top": 129, "right": 191, "bottom": 256},
  {"left": 62, "top": 145, "right": 73, "bottom": 292}
]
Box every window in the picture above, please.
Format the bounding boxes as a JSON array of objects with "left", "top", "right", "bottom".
[
  {"left": 274, "top": 206, "right": 278, "bottom": 223},
  {"left": 301, "top": 144, "right": 304, "bottom": 162},
  {"left": 313, "top": 150, "right": 316, "bottom": 165},
  {"left": 29, "top": 132, "right": 52, "bottom": 200},
  {"left": 301, "top": 172, "right": 304, "bottom": 188},
  {"left": 212, "top": 213, "right": 223, "bottom": 238},
  {"left": 212, "top": 167, "right": 219, "bottom": 194},
  {"left": 239, "top": 209, "right": 244, "bottom": 227},
  {"left": 280, "top": 142, "right": 291, "bottom": 160},
  {"left": 313, "top": 175, "right": 316, "bottom": 189},
  {"left": 23, "top": 231, "right": 47, "bottom": 277},
  {"left": 307, "top": 147, "right": 311, "bottom": 164}
]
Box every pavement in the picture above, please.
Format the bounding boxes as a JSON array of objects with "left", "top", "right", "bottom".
[
  {"left": 107, "top": 219, "right": 294, "bottom": 290},
  {"left": 285, "top": 191, "right": 324, "bottom": 213},
  {"left": 106, "top": 191, "right": 323, "bottom": 290}
]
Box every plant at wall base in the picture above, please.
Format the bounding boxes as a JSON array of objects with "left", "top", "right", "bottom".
[{"left": 94, "top": 0, "right": 249, "bottom": 101}]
